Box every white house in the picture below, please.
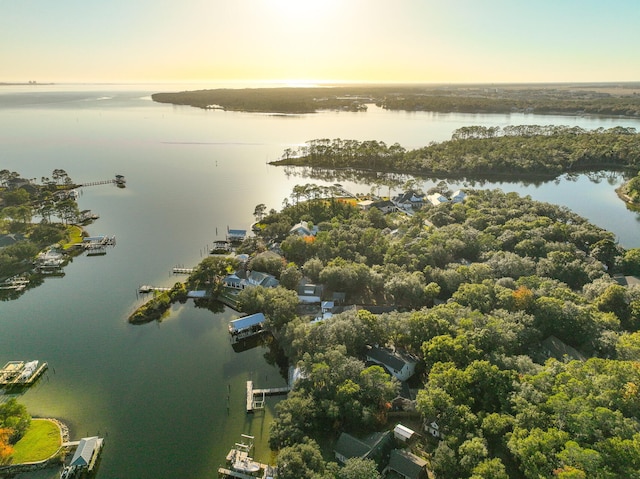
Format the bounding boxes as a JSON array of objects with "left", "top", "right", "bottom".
[
  {"left": 366, "top": 346, "right": 417, "bottom": 382},
  {"left": 393, "top": 191, "right": 425, "bottom": 209},
  {"left": 425, "top": 420, "right": 444, "bottom": 440},
  {"left": 427, "top": 193, "right": 449, "bottom": 206}
]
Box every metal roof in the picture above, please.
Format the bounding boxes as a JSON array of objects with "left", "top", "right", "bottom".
[
  {"left": 70, "top": 437, "right": 102, "bottom": 467},
  {"left": 229, "top": 313, "right": 265, "bottom": 333}
]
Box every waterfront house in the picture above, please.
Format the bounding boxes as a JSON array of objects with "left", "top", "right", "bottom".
[
  {"left": 393, "top": 191, "right": 425, "bottom": 210},
  {"left": 366, "top": 346, "right": 417, "bottom": 382},
  {"left": 451, "top": 189, "right": 467, "bottom": 203},
  {"left": 247, "top": 270, "right": 280, "bottom": 288},
  {"left": 226, "top": 227, "right": 247, "bottom": 242},
  {"left": 357, "top": 199, "right": 375, "bottom": 210},
  {"left": 222, "top": 270, "right": 279, "bottom": 290},
  {"left": 427, "top": 193, "right": 450, "bottom": 206},
  {"left": 370, "top": 199, "right": 397, "bottom": 214},
  {"left": 229, "top": 313, "right": 266, "bottom": 342},
  {"left": 69, "top": 436, "right": 104, "bottom": 472}
]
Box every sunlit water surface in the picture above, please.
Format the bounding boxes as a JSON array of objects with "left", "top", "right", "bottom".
[{"left": 1, "top": 84, "right": 639, "bottom": 479}]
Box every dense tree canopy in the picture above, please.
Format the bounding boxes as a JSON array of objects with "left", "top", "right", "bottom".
[{"left": 247, "top": 185, "right": 640, "bottom": 478}]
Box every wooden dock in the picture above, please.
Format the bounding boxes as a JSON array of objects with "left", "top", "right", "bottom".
[
  {"left": 80, "top": 175, "right": 126, "bottom": 188},
  {"left": 0, "top": 361, "right": 48, "bottom": 388},
  {"left": 218, "top": 467, "right": 257, "bottom": 479},
  {"left": 139, "top": 285, "right": 171, "bottom": 294},
  {"left": 172, "top": 267, "right": 194, "bottom": 274},
  {"left": 246, "top": 380, "right": 291, "bottom": 413},
  {"left": 80, "top": 179, "right": 116, "bottom": 187}
]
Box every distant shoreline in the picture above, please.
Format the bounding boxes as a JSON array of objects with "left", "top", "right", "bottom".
[
  {"left": 0, "top": 82, "right": 55, "bottom": 86},
  {"left": 151, "top": 83, "right": 640, "bottom": 116}
]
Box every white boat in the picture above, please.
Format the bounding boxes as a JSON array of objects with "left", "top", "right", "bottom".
[{"left": 19, "top": 361, "right": 38, "bottom": 380}]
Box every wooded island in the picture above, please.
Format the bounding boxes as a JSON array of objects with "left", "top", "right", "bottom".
[{"left": 270, "top": 126, "right": 640, "bottom": 182}]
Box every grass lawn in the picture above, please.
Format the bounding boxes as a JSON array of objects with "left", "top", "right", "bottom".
[
  {"left": 62, "top": 225, "right": 84, "bottom": 250},
  {"left": 11, "top": 419, "right": 61, "bottom": 464}
]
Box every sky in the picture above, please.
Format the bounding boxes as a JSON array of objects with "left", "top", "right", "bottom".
[{"left": 1, "top": 0, "right": 640, "bottom": 85}]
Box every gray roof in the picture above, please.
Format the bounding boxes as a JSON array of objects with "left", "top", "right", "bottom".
[
  {"left": 613, "top": 274, "right": 640, "bottom": 287},
  {"left": 542, "top": 335, "right": 586, "bottom": 362},
  {"left": 70, "top": 437, "right": 102, "bottom": 467},
  {"left": 0, "top": 233, "right": 25, "bottom": 248},
  {"left": 249, "top": 270, "right": 280, "bottom": 288},
  {"left": 366, "top": 346, "right": 412, "bottom": 372},
  {"left": 334, "top": 431, "right": 391, "bottom": 463},
  {"left": 388, "top": 449, "right": 427, "bottom": 479},
  {"left": 334, "top": 433, "right": 372, "bottom": 460},
  {"left": 229, "top": 313, "right": 265, "bottom": 333}
]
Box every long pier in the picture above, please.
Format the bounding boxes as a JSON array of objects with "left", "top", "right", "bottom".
[
  {"left": 79, "top": 180, "right": 117, "bottom": 187},
  {"left": 246, "top": 380, "right": 291, "bottom": 413},
  {"left": 79, "top": 174, "right": 126, "bottom": 188}
]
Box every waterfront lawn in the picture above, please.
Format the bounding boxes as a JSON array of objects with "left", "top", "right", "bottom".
[
  {"left": 11, "top": 419, "right": 61, "bottom": 463},
  {"left": 62, "top": 225, "right": 84, "bottom": 249}
]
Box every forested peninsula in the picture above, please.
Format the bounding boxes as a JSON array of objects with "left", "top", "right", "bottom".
[
  {"left": 151, "top": 83, "right": 640, "bottom": 116},
  {"left": 270, "top": 125, "right": 640, "bottom": 181},
  {"left": 154, "top": 184, "right": 640, "bottom": 479}
]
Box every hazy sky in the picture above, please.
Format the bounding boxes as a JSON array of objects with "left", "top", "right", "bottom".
[{"left": 2, "top": 0, "right": 639, "bottom": 84}]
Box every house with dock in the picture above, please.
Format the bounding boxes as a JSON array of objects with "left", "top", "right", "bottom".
[
  {"left": 229, "top": 313, "right": 266, "bottom": 343},
  {"left": 61, "top": 436, "right": 104, "bottom": 478},
  {"left": 226, "top": 227, "right": 247, "bottom": 243}
]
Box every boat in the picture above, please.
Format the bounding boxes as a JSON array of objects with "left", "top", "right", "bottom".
[
  {"left": 223, "top": 434, "right": 263, "bottom": 476},
  {"left": 19, "top": 361, "right": 38, "bottom": 380}
]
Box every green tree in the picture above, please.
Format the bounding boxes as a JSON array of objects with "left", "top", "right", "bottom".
[
  {"left": 302, "top": 257, "right": 324, "bottom": 282},
  {"left": 276, "top": 439, "right": 326, "bottom": 479},
  {"left": 253, "top": 203, "right": 267, "bottom": 222},
  {"left": 0, "top": 398, "right": 31, "bottom": 443},
  {"left": 338, "top": 457, "right": 381, "bottom": 479},
  {"left": 280, "top": 263, "right": 303, "bottom": 290},
  {"left": 249, "top": 251, "right": 285, "bottom": 277},
  {"left": 3, "top": 188, "right": 30, "bottom": 206},
  {"left": 622, "top": 248, "right": 640, "bottom": 275},
  {"left": 617, "top": 331, "right": 640, "bottom": 360},
  {"left": 470, "top": 458, "right": 509, "bottom": 479}
]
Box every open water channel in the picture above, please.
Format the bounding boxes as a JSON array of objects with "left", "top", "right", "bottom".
[{"left": 1, "top": 84, "right": 640, "bottom": 478}]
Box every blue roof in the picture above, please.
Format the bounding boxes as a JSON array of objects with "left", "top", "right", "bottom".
[
  {"left": 70, "top": 437, "right": 102, "bottom": 467},
  {"left": 229, "top": 313, "right": 265, "bottom": 333}
]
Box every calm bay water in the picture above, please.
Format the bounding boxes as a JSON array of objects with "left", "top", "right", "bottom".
[{"left": 1, "top": 84, "right": 640, "bottom": 479}]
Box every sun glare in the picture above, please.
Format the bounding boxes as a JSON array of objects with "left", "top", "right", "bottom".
[{"left": 268, "top": 0, "right": 338, "bottom": 20}]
